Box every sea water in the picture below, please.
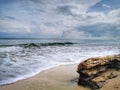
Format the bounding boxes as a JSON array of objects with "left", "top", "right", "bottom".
[{"left": 0, "top": 39, "right": 119, "bottom": 85}]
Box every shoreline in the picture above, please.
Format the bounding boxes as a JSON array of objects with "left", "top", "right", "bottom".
[
  {"left": 0, "top": 64, "right": 120, "bottom": 90},
  {"left": 0, "top": 64, "right": 89, "bottom": 90},
  {"left": 0, "top": 63, "right": 78, "bottom": 86}
]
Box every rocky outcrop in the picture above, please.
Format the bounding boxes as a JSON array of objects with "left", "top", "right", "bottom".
[{"left": 77, "top": 54, "right": 120, "bottom": 90}]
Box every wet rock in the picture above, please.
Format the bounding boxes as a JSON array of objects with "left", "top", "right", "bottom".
[
  {"left": 77, "top": 54, "right": 120, "bottom": 89},
  {"left": 23, "top": 43, "right": 39, "bottom": 48}
]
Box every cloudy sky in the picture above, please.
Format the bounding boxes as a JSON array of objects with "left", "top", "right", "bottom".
[{"left": 0, "top": 0, "right": 120, "bottom": 39}]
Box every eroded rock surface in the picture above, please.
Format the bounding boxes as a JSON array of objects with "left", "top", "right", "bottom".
[{"left": 77, "top": 54, "right": 120, "bottom": 90}]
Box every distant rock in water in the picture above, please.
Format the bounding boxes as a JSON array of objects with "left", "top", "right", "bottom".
[
  {"left": 21, "top": 42, "right": 73, "bottom": 48},
  {"left": 77, "top": 54, "right": 120, "bottom": 89},
  {"left": 23, "top": 43, "right": 39, "bottom": 48},
  {"left": 40, "top": 42, "right": 73, "bottom": 46}
]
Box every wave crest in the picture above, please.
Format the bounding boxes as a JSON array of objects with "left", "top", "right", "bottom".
[{"left": 20, "top": 42, "right": 74, "bottom": 48}]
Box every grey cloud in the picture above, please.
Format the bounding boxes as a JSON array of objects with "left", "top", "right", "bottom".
[
  {"left": 76, "top": 23, "right": 120, "bottom": 39},
  {"left": 56, "top": 5, "right": 74, "bottom": 15},
  {"left": 0, "top": 0, "right": 120, "bottom": 39},
  {"left": 4, "top": 16, "right": 17, "bottom": 20}
]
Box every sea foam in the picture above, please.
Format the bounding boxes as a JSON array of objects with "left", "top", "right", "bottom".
[{"left": 0, "top": 44, "right": 119, "bottom": 85}]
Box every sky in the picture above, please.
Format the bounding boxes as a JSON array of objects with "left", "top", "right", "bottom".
[{"left": 0, "top": 0, "right": 120, "bottom": 39}]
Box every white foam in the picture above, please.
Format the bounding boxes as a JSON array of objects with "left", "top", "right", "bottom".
[
  {"left": 0, "top": 46, "right": 23, "bottom": 52},
  {"left": 0, "top": 45, "right": 119, "bottom": 85}
]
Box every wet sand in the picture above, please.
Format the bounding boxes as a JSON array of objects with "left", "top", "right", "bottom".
[{"left": 0, "top": 64, "right": 120, "bottom": 90}]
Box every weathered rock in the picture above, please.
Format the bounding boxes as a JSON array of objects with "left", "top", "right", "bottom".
[
  {"left": 77, "top": 54, "right": 120, "bottom": 89},
  {"left": 77, "top": 55, "right": 120, "bottom": 71},
  {"left": 91, "top": 72, "right": 117, "bottom": 89},
  {"left": 80, "top": 66, "right": 108, "bottom": 77}
]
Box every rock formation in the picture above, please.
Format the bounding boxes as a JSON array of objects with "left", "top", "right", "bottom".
[{"left": 77, "top": 54, "right": 120, "bottom": 90}]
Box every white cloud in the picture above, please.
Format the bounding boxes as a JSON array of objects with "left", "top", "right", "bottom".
[
  {"left": 105, "top": 9, "right": 120, "bottom": 24},
  {"left": 0, "top": 0, "right": 120, "bottom": 39},
  {"left": 63, "top": 30, "right": 89, "bottom": 39},
  {"left": 0, "top": 20, "right": 32, "bottom": 33},
  {"left": 71, "top": 9, "right": 120, "bottom": 26},
  {"left": 102, "top": 4, "right": 110, "bottom": 8},
  {"left": 24, "top": 26, "right": 31, "bottom": 33},
  {"left": 40, "top": 24, "right": 62, "bottom": 36}
]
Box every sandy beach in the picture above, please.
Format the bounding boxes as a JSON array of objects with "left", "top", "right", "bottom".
[{"left": 0, "top": 64, "right": 120, "bottom": 90}]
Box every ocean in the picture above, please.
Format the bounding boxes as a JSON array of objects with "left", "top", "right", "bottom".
[{"left": 0, "top": 39, "right": 120, "bottom": 85}]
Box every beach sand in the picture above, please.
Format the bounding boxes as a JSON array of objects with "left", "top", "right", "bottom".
[{"left": 0, "top": 64, "right": 120, "bottom": 90}]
